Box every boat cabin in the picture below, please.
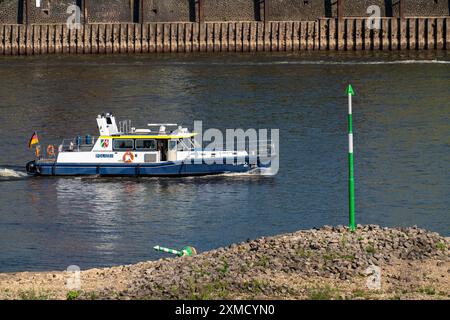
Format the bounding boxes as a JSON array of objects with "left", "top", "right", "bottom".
[{"left": 58, "top": 113, "right": 198, "bottom": 163}]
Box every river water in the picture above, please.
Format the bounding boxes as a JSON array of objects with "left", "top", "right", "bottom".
[{"left": 0, "top": 51, "right": 449, "bottom": 272}]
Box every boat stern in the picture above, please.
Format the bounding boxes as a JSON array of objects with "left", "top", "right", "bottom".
[{"left": 25, "top": 160, "right": 38, "bottom": 175}]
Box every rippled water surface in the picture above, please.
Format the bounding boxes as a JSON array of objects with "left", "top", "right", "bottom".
[{"left": 0, "top": 51, "right": 449, "bottom": 272}]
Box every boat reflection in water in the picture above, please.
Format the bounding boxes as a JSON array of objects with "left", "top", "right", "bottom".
[{"left": 53, "top": 172, "right": 267, "bottom": 264}]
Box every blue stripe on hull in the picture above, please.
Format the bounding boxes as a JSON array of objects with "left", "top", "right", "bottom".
[
  {"left": 54, "top": 166, "right": 98, "bottom": 175},
  {"left": 35, "top": 162, "right": 253, "bottom": 176}
]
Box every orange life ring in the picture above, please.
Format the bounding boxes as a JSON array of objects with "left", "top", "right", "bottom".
[
  {"left": 47, "top": 145, "right": 55, "bottom": 157},
  {"left": 35, "top": 146, "right": 41, "bottom": 158},
  {"left": 123, "top": 151, "right": 134, "bottom": 163}
]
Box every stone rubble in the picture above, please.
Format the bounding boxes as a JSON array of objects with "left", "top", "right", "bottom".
[{"left": 86, "top": 225, "right": 449, "bottom": 300}]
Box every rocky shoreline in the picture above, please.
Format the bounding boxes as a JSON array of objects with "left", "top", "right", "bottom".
[{"left": 0, "top": 225, "right": 449, "bottom": 300}]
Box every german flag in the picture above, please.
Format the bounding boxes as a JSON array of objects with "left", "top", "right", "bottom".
[{"left": 28, "top": 132, "right": 39, "bottom": 149}]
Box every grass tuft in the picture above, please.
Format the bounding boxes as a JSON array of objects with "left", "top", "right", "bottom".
[
  {"left": 435, "top": 242, "right": 447, "bottom": 251},
  {"left": 19, "top": 290, "right": 49, "bottom": 300},
  {"left": 308, "top": 285, "right": 340, "bottom": 300},
  {"left": 67, "top": 290, "right": 81, "bottom": 300}
]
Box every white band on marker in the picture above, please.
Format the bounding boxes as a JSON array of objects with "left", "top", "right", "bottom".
[{"left": 349, "top": 133, "right": 354, "bottom": 153}]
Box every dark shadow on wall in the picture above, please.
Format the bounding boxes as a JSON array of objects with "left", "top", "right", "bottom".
[
  {"left": 133, "top": 0, "right": 140, "bottom": 23},
  {"left": 324, "top": 0, "right": 333, "bottom": 18},
  {"left": 18, "top": 0, "right": 24, "bottom": 24},
  {"left": 76, "top": 0, "right": 84, "bottom": 22},
  {"left": 254, "top": 0, "right": 262, "bottom": 21},
  {"left": 189, "top": 0, "right": 196, "bottom": 22},
  {"left": 385, "top": 0, "right": 393, "bottom": 16}
]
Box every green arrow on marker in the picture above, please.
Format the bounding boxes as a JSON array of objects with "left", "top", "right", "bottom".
[{"left": 346, "top": 84, "right": 355, "bottom": 96}]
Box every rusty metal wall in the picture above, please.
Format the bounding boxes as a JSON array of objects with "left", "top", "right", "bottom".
[
  {"left": 27, "top": 0, "right": 79, "bottom": 24},
  {"left": 0, "top": 0, "right": 449, "bottom": 24},
  {"left": 403, "top": 0, "right": 449, "bottom": 16},
  {"left": 330, "top": 0, "right": 450, "bottom": 17},
  {"left": 143, "top": 0, "right": 192, "bottom": 22},
  {"left": 87, "top": 0, "right": 133, "bottom": 23},
  {"left": 0, "top": 0, "right": 21, "bottom": 23},
  {"left": 268, "top": 0, "right": 325, "bottom": 21},
  {"left": 334, "top": 0, "right": 448, "bottom": 17},
  {"left": 269, "top": 0, "right": 391, "bottom": 20},
  {"left": 342, "top": 0, "right": 391, "bottom": 17},
  {"left": 204, "top": 0, "right": 259, "bottom": 22},
  {"left": 1, "top": 18, "right": 448, "bottom": 55}
]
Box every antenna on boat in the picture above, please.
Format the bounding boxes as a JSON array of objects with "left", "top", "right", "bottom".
[
  {"left": 148, "top": 123, "right": 178, "bottom": 134},
  {"left": 147, "top": 123, "right": 178, "bottom": 127}
]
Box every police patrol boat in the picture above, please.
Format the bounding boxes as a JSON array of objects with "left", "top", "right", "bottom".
[{"left": 26, "top": 113, "right": 273, "bottom": 177}]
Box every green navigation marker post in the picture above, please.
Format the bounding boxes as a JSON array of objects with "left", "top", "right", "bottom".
[
  {"left": 346, "top": 84, "right": 356, "bottom": 232},
  {"left": 153, "top": 245, "right": 197, "bottom": 257},
  {"left": 153, "top": 245, "right": 182, "bottom": 256}
]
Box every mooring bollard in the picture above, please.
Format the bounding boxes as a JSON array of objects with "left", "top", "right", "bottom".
[{"left": 153, "top": 245, "right": 197, "bottom": 257}]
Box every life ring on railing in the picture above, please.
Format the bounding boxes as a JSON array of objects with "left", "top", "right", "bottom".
[
  {"left": 47, "top": 145, "right": 56, "bottom": 157},
  {"left": 123, "top": 151, "right": 134, "bottom": 163}
]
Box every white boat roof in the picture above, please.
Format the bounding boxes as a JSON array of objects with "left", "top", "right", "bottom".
[
  {"left": 100, "top": 132, "right": 197, "bottom": 140},
  {"left": 97, "top": 113, "right": 196, "bottom": 139}
]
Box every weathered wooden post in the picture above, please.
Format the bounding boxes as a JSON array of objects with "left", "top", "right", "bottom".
[
  {"left": 198, "top": 0, "right": 204, "bottom": 23},
  {"left": 83, "top": 0, "right": 88, "bottom": 24},
  {"left": 25, "top": 0, "right": 29, "bottom": 25},
  {"left": 337, "top": 0, "right": 344, "bottom": 50},
  {"left": 399, "top": 0, "right": 407, "bottom": 49},
  {"left": 263, "top": 0, "right": 270, "bottom": 51},
  {"left": 264, "top": 0, "right": 269, "bottom": 24},
  {"left": 399, "top": 0, "right": 405, "bottom": 19},
  {"left": 197, "top": 0, "right": 205, "bottom": 52},
  {"left": 337, "top": 0, "right": 344, "bottom": 20}
]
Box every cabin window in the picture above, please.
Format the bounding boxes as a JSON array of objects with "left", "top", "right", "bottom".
[
  {"left": 169, "top": 140, "right": 177, "bottom": 151},
  {"left": 177, "top": 138, "right": 193, "bottom": 151},
  {"left": 135, "top": 139, "right": 157, "bottom": 151},
  {"left": 113, "top": 139, "right": 134, "bottom": 150}
]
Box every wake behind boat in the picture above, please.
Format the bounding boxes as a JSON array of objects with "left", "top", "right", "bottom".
[{"left": 26, "top": 113, "right": 275, "bottom": 177}]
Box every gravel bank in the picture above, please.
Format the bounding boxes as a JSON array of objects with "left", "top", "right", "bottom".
[{"left": 1, "top": 225, "right": 449, "bottom": 300}]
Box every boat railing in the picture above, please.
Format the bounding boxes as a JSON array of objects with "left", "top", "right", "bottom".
[
  {"left": 247, "top": 139, "right": 277, "bottom": 158},
  {"left": 187, "top": 140, "right": 276, "bottom": 157},
  {"left": 59, "top": 136, "right": 96, "bottom": 152},
  {"left": 37, "top": 158, "right": 57, "bottom": 163},
  {"left": 119, "top": 120, "right": 132, "bottom": 134}
]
